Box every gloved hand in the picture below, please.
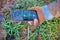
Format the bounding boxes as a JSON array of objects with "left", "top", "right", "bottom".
[{"left": 28, "top": 6, "right": 45, "bottom": 31}]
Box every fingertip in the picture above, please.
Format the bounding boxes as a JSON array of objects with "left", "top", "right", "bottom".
[{"left": 34, "top": 19, "right": 38, "bottom": 26}]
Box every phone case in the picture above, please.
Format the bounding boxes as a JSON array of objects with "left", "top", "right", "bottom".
[{"left": 10, "top": 10, "right": 38, "bottom": 21}]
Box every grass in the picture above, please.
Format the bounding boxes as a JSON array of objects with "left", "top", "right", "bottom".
[{"left": 29, "top": 18, "right": 60, "bottom": 40}]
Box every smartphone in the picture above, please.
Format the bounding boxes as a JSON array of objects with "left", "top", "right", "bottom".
[{"left": 10, "top": 10, "right": 38, "bottom": 21}]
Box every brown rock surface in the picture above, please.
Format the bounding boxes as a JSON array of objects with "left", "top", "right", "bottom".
[{"left": 48, "top": 1, "right": 60, "bottom": 18}]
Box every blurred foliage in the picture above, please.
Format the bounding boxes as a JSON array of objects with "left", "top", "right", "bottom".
[
  {"left": 1, "top": 12, "right": 29, "bottom": 40},
  {"left": 29, "top": 18, "right": 60, "bottom": 40},
  {"left": 12, "top": 0, "right": 54, "bottom": 9}
]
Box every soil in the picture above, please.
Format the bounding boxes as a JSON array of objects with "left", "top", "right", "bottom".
[
  {"left": 6, "top": 34, "right": 15, "bottom": 40},
  {"left": 0, "top": 27, "right": 6, "bottom": 40}
]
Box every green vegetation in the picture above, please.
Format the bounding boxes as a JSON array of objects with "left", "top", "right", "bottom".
[
  {"left": 29, "top": 18, "right": 60, "bottom": 40},
  {"left": 12, "top": 0, "right": 54, "bottom": 9},
  {"left": 2, "top": 13, "right": 60, "bottom": 40},
  {"left": 1, "top": 12, "right": 29, "bottom": 40}
]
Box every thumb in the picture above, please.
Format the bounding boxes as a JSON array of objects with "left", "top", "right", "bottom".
[{"left": 34, "top": 19, "right": 38, "bottom": 26}]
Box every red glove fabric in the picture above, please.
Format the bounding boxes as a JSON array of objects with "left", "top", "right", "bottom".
[
  {"left": 28, "top": 7, "right": 45, "bottom": 31},
  {"left": 29, "top": 6, "right": 45, "bottom": 24}
]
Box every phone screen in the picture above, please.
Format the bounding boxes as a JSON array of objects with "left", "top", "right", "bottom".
[{"left": 10, "top": 10, "right": 38, "bottom": 22}]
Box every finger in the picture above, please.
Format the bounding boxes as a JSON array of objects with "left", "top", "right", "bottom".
[
  {"left": 34, "top": 19, "right": 38, "bottom": 26},
  {"left": 30, "top": 19, "right": 38, "bottom": 31},
  {"left": 28, "top": 21, "right": 33, "bottom": 25}
]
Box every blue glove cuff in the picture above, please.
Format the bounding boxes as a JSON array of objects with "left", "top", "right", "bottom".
[{"left": 42, "top": 5, "right": 54, "bottom": 20}]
